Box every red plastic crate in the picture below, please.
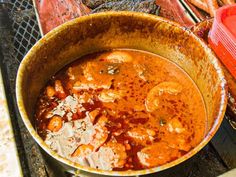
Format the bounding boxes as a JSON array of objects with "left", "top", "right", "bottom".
[{"left": 208, "top": 4, "right": 236, "bottom": 79}]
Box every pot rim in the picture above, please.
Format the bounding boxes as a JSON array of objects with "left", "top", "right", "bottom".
[{"left": 16, "top": 11, "right": 228, "bottom": 176}]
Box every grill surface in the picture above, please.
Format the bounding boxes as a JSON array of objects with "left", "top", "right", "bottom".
[
  {"left": 0, "top": 1, "right": 48, "bottom": 177},
  {"left": 9, "top": 0, "right": 41, "bottom": 61},
  {"left": 0, "top": 0, "right": 234, "bottom": 177}
]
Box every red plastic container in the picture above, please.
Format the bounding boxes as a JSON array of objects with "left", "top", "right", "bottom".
[{"left": 208, "top": 4, "right": 236, "bottom": 79}]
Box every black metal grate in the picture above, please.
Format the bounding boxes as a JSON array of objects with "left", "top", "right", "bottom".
[
  {"left": 8, "top": 0, "right": 41, "bottom": 61},
  {"left": 0, "top": 1, "right": 50, "bottom": 177},
  {"left": 0, "top": 1, "right": 234, "bottom": 177}
]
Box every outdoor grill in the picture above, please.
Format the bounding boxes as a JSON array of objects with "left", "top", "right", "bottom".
[{"left": 0, "top": 1, "right": 235, "bottom": 177}]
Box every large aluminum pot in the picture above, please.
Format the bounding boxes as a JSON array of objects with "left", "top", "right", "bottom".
[{"left": 16, "top": 11, "right": 227, "bottom": 176}]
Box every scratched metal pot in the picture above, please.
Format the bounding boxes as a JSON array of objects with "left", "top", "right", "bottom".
[{"left": 16, "top": 12, "right": 227, "bottom": 176}]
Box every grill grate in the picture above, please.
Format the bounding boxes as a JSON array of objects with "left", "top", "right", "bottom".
[
  {"left": 0, "top": 1, "right": 232, "bottom": 177},
  {"left": 8, "top": 0, "right": 41, "bottom": 61},
  {"left": 1, "top": 1, "right": 50, "bottom": 177}
]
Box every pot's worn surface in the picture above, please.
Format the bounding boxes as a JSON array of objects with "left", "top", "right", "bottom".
[{"left": 16, "top": 12, "right": 227, "bottom": 176}]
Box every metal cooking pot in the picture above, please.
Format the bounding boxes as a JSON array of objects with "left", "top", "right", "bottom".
[{"left": 16, "top": 12, "right": 227, "bottom": 176}]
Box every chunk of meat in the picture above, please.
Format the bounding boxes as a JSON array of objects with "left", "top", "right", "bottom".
[
  {"left": 72, "top": 144, "right": 94, "bottom": 157},
  {"left": 145, "top": 82, "right": 182, "bottom": 112},
  {"left": 45, "top": 116, "right": 96, "bottom": 157},
  {"left": 84, "top": 115, "right": 108, "bottom": 150},
  {"left": 46, "top": 86, "right": 56, "bottom": 98},
  {"left": 47, "top": 116, "right": 63, "bottom": 132},
  {"left": 83, "top": 62, "right": 95, "bottom": 81},
  {"left": 154, "top": 81, "right": 183, "bottom": 95},
  {"left": 96, "top": 115, "right": 108, "bottom": 126},
  {"left": 90, "top": 124, "right": 109, "bottom": 150},
  {"left": 161, "top": 118, "right": 191, "bottom": 151},
  {"left": 104, "top": 141, "right": 127, "bottom": 168},
  {"left": 127, "top": 127, "right": 155, "bottom": 145},
  {"left": 87, "top": 109, "right": 100, "bottom": 124},
  {"left": 54, "top": 80, "right": 66, "bottom": 99},
  {"left": 167, "top": 118, "right": 185, "bottom": 133},
  {"left": 86, "top": 141, "right": 127, "bottom": 170},
  {"left": 98, "top": 90, "right": 124, "bottom": 102},
  {"left": 82, "top": 61, "right": 114, "bottom": 81},
  {"left": 85, "top": 146, "right": 113, "bottom": 170},
  {"left": 100, "top": 51, "right": 133, "bottom": 63},
  {"left": 165, "top": 134, "right": 192, "bottom": 152},
  {"left": 45, "top": 130, "right": 77, "bottom": 158},
  {"left": 73, "top": 81, "right": 112, "bottom": 90},
  {"left": 137, "top": 142, "right": 181, "bottom": 167},
  {"left": 73, "top": 62, "right": 114, "bottom": 90},
  {"left": 75, "top": 92, "right": 93, "bottom": 104},
  {"left": 133, "top": 63, "right": 147, "bottom": 81},
  {"left": 52, "top": 95, "right": 79, "bottom": 118},
  {"left": 55, "top": 80, "right": 64, "bottom": 92},
  {"left": 67, "top": 67, "right": 76, "bottom": 80}
]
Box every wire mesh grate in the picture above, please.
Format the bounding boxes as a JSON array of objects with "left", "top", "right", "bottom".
[
  {"left": 0, "top": 1, "right": 50, "bottom": 177},
  {"left": 8, "top": 0, "right": 41, "bottom": 61},
  {"left": 0, "top": 1, "right": 233, "bottom": 177}
]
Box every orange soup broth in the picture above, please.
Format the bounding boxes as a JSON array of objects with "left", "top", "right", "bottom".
[{"left": 35, "top": 49, "right": 207, "bottom": 171}]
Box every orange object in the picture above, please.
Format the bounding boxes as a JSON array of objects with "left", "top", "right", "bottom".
[
  {"left": 47, "top": 116, "right": 63, "bottom": 132},
  {"left": 208, "top": 4, "right": 236, "bottom": 79},
  {"left": 46, "top": 86, "right": 56, "bottom": 97}
]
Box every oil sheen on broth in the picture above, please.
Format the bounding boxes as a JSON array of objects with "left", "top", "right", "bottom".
[{"left": 35, "top": 49, "right": 207, "bottom": 171}]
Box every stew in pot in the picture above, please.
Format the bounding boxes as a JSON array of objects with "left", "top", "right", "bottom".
[{"left": 35, "top": 49, "right": 207, "bottom": 171}]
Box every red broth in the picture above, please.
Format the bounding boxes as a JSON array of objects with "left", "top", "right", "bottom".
[{"left": 35, "top": 49, "right": 207, "bottom": 171}]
